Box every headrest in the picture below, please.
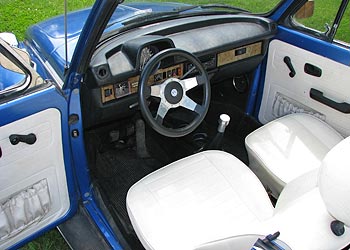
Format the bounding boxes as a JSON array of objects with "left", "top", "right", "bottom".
[{"left": 319, "top": 136, "right": 350, "bottom": 227}]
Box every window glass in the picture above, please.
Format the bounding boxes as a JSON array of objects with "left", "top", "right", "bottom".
[
  {"left": 292, "top": 0, "right": 350, "bottom": 44},
  {"left": 334, "top": 4, "right": 350, "bottom": 43},
  {"left": 0, "top": 42, "right": 43, "bottom": 97},
  {"left": 294, "top": 0, "right": 341, "bottom": 34},
  {"left": 125, "top": 0, "right": 283, "bottom": 13},
  {"left": 0, "top": 50, "right": 27, "bottom": 93}
]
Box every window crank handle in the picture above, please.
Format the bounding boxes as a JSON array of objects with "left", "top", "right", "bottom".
[{"left": 9, "top": 133, "right": 37, "bottom": 145}]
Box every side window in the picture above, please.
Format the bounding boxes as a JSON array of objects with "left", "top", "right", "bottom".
[
  {"left": 334, "top": 3, "right": 350, "bottom": 43},
  {"left": 0, "top": 51, "right": 27, "bottom": 92},
  {"left": 0, "top": 39, "right": 43, "bottom": 97},
  {"left": 292, "top": 0, "right": 350, "bottom": 45}
]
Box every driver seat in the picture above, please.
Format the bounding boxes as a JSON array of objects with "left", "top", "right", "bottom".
[{"left": 127, "top": 140, "right": 350, "bottom": 250}]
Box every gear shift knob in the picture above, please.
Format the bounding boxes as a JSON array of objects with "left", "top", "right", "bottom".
[{"left": 217, "top": 114, "right": 230, "bottom": 133}]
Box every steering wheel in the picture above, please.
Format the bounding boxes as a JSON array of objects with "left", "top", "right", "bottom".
[{"left": 138, "top": 48, "right": 211, "bottom": 137}]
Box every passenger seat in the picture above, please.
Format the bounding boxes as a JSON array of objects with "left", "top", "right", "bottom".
[{"left": 245, "top": 113, "right": 343, "bottom": 197}]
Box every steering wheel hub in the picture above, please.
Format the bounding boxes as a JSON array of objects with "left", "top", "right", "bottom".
[{"left": 164, "top": 79, "right": 184, "bottom": 104}]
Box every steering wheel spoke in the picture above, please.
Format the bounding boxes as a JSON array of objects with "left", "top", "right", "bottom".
[
  {"left": 183, "top": 77, "right": 199, "bottom": 91},
  {"left": 182, "top": 74, "right": 207, "bottom": 92},
  {"left": 180, "top": 95, "right": 204, "bottom": 115},
  {"left": 155, "top": 102, "right": 169, "bottom": 124},
  {"left": 150, "top": 84, "right": 162, "bottom": 98}
]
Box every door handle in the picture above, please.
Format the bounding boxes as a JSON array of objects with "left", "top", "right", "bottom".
[
  {"left": 9, "top": 133, "right": 37, "bottom": 145},
  {"left": 283, "top": 56, "right": 296, "bottom": 78},
  {"left": 310, "top": 88, "right": 350, "bottom": 113},
  {"left": 305, "top": 63, "right": 322, "bottom": 77}
]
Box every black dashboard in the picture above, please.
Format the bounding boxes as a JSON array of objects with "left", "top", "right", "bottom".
[{"left": 82, "top": 14, "right": 277, "bottom": 128}]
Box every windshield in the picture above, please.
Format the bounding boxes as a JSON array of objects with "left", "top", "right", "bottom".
[
  {"left": 122, "top": 0, "right": 283, "bottom": 14},
  {"left": 105, "top": 0, "right": 284, "bottom": 32}
]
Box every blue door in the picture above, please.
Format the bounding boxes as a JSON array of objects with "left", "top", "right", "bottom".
[
  {"left": 257, "top": 0, "right": 350, "bottom": 138},
  {"left": 0, "top": 37, "right": 77, "bottom": 250}
]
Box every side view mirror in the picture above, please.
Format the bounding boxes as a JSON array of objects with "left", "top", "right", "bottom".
[{"left": 295, "top": 0, "right": 314, "bottom": 19}]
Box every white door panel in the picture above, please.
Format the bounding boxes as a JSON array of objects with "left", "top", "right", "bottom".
[
  {"left": 0, "top": 108, "right": 70, "bottom": 249},
  {"left": 259, "top": 39, "right": 350, "bottom": 136}
]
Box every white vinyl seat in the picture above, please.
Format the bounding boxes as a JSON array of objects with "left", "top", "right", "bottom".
[
  {"left": 245, "top": 113, "right": 343, "bottom": 197},
  {"left": 127, "top": 146, "right": 350, "bottom": 250}
]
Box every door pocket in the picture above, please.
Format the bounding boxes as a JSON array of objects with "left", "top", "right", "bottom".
[{"left": 0, "top": 179, "right": 51, "bottom": 241}]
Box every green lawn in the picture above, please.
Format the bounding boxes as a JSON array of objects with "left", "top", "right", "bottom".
[{"left": 0, "top": 0, "right": 347, "bottom": 249}]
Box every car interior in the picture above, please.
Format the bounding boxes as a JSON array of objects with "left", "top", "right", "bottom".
[{"left": 79, "top": 8, "right": 350, "bottom": 250}]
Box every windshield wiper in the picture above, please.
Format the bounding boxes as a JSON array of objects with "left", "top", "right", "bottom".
[
  {"left": 116, "top": 3, "right": 250, "bottom": 32},
  {"left": 198, "top": 4, "right": 250, "bottom": 13},
  {"left": 120, "top": 5, "right": 201, "bottom": 26}
]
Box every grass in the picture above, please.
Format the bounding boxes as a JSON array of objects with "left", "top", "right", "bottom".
[
  {"left": 295, "top": 1, "right": 350, "bottom": 43},
  {"left": 20, "top": 230, "right": 70, "bottom": 250},
  {"left": 0, "top": 0, "right": 347, "bottom": 249},
  {"left": 0, "top": 0, "right": 280, "bottom": 40},
  {"left": 0, "top": 0, "right": 94, "bottom": 40}
]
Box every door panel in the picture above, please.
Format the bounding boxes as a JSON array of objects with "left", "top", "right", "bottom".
[
  {"left": 259, "top": 39, "right": 350, "bottom": 136},
  {"left": 0, "top": 108, "right": 70, "bottom": 249},
  {"left": 0, "top": 38, "right": 75, "bottom": 249}
]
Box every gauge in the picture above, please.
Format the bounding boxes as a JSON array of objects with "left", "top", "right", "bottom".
[
  {"left": 114, "top": 81, "right": 129, "bottom": 98},
  {"left": 139, "top": 45, "right": 159, "bottom": 71},
  {"left": 154, "top": 73, "right": 163, "bottom": 82}
]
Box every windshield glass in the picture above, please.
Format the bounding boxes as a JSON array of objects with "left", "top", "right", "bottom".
[
  {"left": 105, "top": 0, "right": 284, "bottom": 32},
  {"left": 122, "top": 0, "right": 283, "bottom": 14}
]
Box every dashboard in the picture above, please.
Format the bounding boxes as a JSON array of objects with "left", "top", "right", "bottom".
[
  {"left": 82, "top": 14, "right": 277, "bottom": 128},
  {"left": 101, "top": 63, "right": 184, "bottom": 103}
]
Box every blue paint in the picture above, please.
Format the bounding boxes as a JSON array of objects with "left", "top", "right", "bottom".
[
  {"left": 24, "top": 2, "right": 192, "bottom": 80},
  {"left": 246, "top": 64, "right": 262, "bottom": 115},
  {"left": 85, "top": 199, "right": 123, "bottom": 249},
  {"left": 67, "top": 87, "right": 124, "bottom": 249},
  {"left": 275, "top": 26, "right": 350, "bottom": 65},
  {"left": 253, "top": 51, "right": 269, "bottom": 119},
  {"left": 6, "top": 0, "right": 345, "bottom": 248},
  {"left": 67, "top": 87, "right": 93, "bottom": 198},
  {"left": 268, "top": 0, "right": 295, "bottom": 21},
  {"left": 0, "top": 65, "right": 26, "bottom": 91}
]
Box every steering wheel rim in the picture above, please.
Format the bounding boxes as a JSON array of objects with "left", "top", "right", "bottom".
[{"left": 138, "top": 48, "right": 211, "bottom": 137}]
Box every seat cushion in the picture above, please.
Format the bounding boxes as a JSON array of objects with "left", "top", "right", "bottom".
[
  {"left": 127, "top": 150, "right": 274, "bottom": 250},
  {"left": 245, "top": 113, "right": 343, "bottom": 196}
]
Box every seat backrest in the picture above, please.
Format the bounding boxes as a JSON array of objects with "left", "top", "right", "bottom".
[
  {"left": 275, "top": 136, "right": 350, "bottom": 220},
  {"left": 319, "top": 136, "right": 350, "bottom": 227},
  {"left": 271, "top": 137, "right": 350, "bottom": 250}
]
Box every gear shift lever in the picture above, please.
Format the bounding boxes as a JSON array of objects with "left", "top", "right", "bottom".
[
  {"left": 206, "top": 114, "right": 230, "bottom": 150},
  {"left": 217, "top": 114, "right": 230, "bottom": 133}
]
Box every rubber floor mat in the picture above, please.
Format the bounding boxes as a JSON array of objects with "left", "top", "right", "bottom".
[{"left": 95, "top": 147, "right": 162, "bottom": 235}]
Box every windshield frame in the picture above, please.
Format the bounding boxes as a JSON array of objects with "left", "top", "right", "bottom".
[{"left": 102, "top": 0, "right": 287, "bottom": 40}]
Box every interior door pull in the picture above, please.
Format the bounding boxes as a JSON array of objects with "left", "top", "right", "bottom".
[
  {"left": 283, "top": 56, "right": 296, "bottom": 78},
  {"left": 305, "top": 63, "right": 322, "bottom": 77},
  {"left": 310, "top": 88, "right": 350, "bottom": 113},
  {"left": 9, "top": 133, "right": 37, "bottom": 145}
]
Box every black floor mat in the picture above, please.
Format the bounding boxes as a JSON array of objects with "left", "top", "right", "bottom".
[{"left": 94, "top": 146, "right": 162, "bottom": 247}]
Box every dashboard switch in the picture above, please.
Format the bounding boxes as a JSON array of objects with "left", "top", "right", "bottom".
[{"left": 104, "top": 88, "right": 113, "bottom": 97}]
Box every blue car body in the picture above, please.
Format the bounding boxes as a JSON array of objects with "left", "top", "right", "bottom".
[
  {"left": 25, "top": 2, "right": 191, "bottom": 80},
  {"left": 1, "top": 0, "right": 350, "bottom": 249}
]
